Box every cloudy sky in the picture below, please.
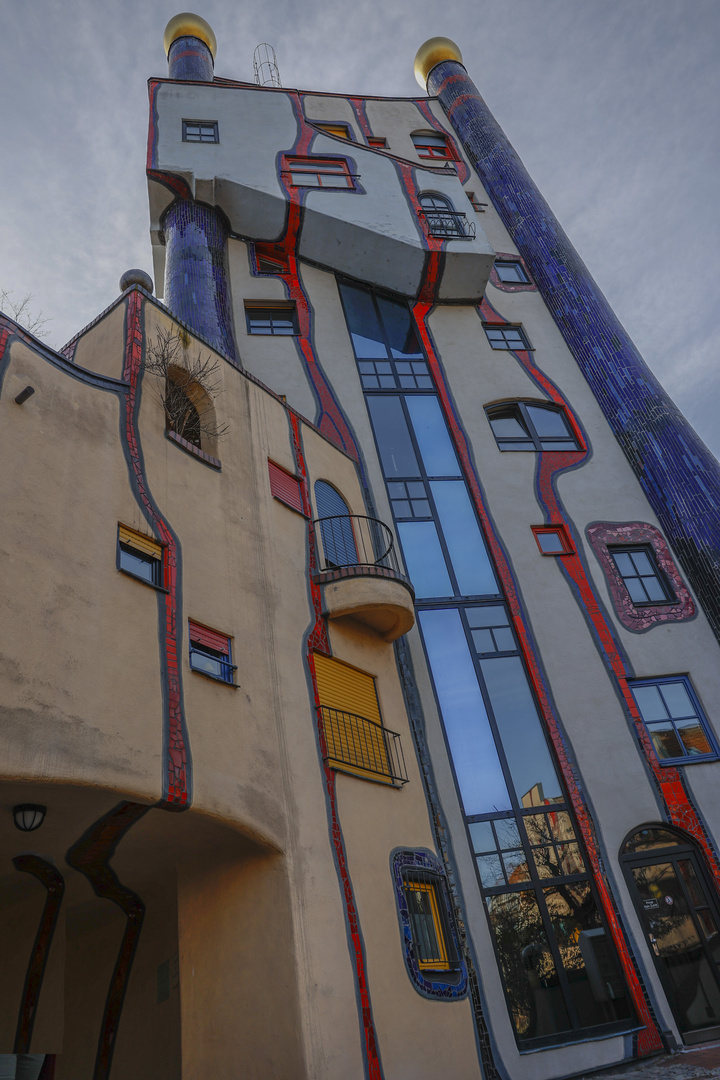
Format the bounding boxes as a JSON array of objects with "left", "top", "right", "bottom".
[{"left": 2, "top": 0, "right": 718, "bottom": 453}]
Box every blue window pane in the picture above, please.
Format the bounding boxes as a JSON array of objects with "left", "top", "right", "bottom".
[
  {"left": 630, "top": 551, "right": 654, "bottom": 575},
  {"left": 405, "top": 397, "right": 461, "bottom": 477},
  {"left": 430, "top": 480, "right": 498, "bottom": 596},
  {"left": 340, "top": 283, "right": 388, "bottom": 358},
  {"left": 612, "top": 552, "right": 634, "bottom": 576},
  {"left": 479, "top": 656, "right": 562, "bottom": 807},
  {"left": 468, "top": 820, "right": 496, "bottom": 853},
  {"left": 376, "top": 295, "right": 424, "bottom": 359},
  {"left": 397, "top": 521, "right": 453, "bottom": 598},
  {"left": 420, "top": 608, "right": 511, "bottom": 815},
  {"left": 631, "top": 684, "right": 668, "bottom": 722},
  {"left": 526, "top": 406, "right": 570, "bottom": 439},
  {"left": 642, "top": 576, "right": 666, "bottom": 602},
  {"left": 367, "top": 396, "right": 420, "bottom": 478},
  {"left": 660, "top": 681, "right": 695, "bottom": 719}
]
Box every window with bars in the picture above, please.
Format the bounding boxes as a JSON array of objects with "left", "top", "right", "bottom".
[
  {"left": 630, "top": 677, "right": 717, "bottom": 763},
  {"left": 403, "top": 872, "right": 458, "bottom": 970},
  {"left": 610, "top": 546, "right": 674, "bottom": 605},
  {"left": 487, "top": 402, "right": 579, "bottom": 452},
  {"left": 484, "top": 324, "right": 532, "bottom": 351},
  {"left": 182, "top": 120, "right": 218, "bottom": 143},
  {"left": 419, "top": 193, "right": 474, "bottom": 239},
  {"left": 283, "top": 157, "right": 354, "bottom": 188}
]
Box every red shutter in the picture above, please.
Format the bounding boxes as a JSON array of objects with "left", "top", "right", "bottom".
[
  {"left": 188, "top": 621, "right": 230, "bottom": 654},
  {"left": 268, "top": 460, "right": 305, "bottom": 515}
]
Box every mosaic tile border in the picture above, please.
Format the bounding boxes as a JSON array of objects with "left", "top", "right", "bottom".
[
  {"left": 391, "top": 849, "right": 468, "bottom": 1000},
  {"left": 587, "top": 521, "right": 695, "bottom": 632}
]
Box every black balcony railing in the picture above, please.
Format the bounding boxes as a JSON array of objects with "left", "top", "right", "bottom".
[
  {"left": 312, "top": 514, "right": 406, "bottom": 579},
  {"left": 318, "top": 705, "right": 409, "bottom": 785},
  {"left": 420, "top": 209, "right": 476, "bottom": 240}
]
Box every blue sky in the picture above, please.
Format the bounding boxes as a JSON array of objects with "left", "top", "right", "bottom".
[{"left": 2, "top": 0, "right": 718, "bottom": 454}]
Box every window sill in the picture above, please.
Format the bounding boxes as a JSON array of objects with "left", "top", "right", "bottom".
[
  {"left": 190, "top": 667, "right": 238, "bottom": 688},
  {"left": 166, "top": 430, "right": 221, "bottom": 470},
  {"left": 658, "top": 754, "right": 718, "bottom": 767},
  {"left": 118, "top": 568, "right": 168, "bottom": 593}
]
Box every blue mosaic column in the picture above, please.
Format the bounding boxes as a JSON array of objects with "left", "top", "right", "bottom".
[
  {"left": 163, "top": 201, "right": 237, "bottom": 362},
  {"left": 423, "top": 48, "right": 720, "bottom": 643},
  {"left": 168, "top": 35, "right": 214, "bottom": 81}
]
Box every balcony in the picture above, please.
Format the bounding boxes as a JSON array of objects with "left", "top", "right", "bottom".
[
  {"left": 420, "top": 209, "right": 476, "bottom": 240},
  {"left": 312, "top": 515, "right": 415, "bottom": 641},
  {"left": 317, "top": 705, "right": 408, "bottom": 786}
]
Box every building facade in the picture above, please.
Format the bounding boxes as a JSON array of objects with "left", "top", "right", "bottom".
[{"left": 3, "top": 15, "right": 720, "bottom": 1080}]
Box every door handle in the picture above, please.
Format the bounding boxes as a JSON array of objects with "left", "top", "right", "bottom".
[{"left": 649, "top": 934, "right": 660, "bottom": 957}]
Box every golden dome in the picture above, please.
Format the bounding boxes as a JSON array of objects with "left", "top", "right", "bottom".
[
  {"left": 413, "top": 37, "right": 463, "bottom": 89},
  {"left": 163, "top": 13, "right": 217, "bottom": 59}
]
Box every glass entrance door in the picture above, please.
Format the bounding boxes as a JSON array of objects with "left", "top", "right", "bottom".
[{"left": 623, "top": 828, "right": 720, "bottom": 1042}]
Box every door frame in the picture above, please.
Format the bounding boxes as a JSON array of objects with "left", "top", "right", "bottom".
[{"left": 620, "top": 823, "right": 720, "bottom": 1045}]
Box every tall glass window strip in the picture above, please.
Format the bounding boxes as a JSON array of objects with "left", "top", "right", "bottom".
[{"left": 338, "top": 279, "right": 635, "bottom": 1047}]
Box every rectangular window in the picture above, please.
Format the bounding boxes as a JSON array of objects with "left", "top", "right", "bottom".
[
  {"left": 532, "top": 525, "right": 574, "bottom": 555},
  {"left": 283, "top": 157, "right": 354, "bottom": 188},
  {"left": 118, "top": 525, "right": 164, "bottom": 588},
  {"left": 630, "top": 677, "right": 717, "bottom": 763},
  {"left": 611, "top": 546, "right": 673, "bottom": 604},
  {"left": 313, "top": 653, "right": 407, "bottom": 785},
  {"left": 367, "top": 137, "right": 387, "bottom": 148},
  {"left": 495, "top": 260, "right": 530, "bottom": 284},
  {"left": 315, "top": 123, "right": 351, "bottom": 140},
  {"left": 188, "top": 621, "right": 235, "bottom": 684},
  {"left": 268, "top": 460, "right": 305, "bottom": 515},
  {"left": 182, "top": 120, "right": 218, "bottom": 143},
  {"left": 412, "top": 133, "right": 454, "bottom": 160},
  {"left": 403, "top": 875, "right": 454, "bottom": 969},
  {"left": 484, "top": 324, "right": 532, "bottom": 351},
  {"left": 466, "top": 191, "right": 487, "bottom": 212},
  {"left": 245, "top": 303, "right": 297, "bottom": 335}
]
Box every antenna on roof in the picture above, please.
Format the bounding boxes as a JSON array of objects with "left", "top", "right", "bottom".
[{"left": 253, "top": 43, "right": 282, "bottom": 87}]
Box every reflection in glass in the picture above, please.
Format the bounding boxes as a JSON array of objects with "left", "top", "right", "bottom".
[
  {"left": 631, "top": 860, "right": 720, "bottom": 1031},
  {"left": 367, "top": 396, "right": 420, "bottom": 478},
  {"left": 397, "top": 522, "right": 453, "bottom": 599},
  {"left": 431, "top": 481, "right": 498, "bottom": 597},
  {"left": 340, "top": 282, "right": 388, "bottom": 358},
  {"left": 526, "top": 406, "right": 571, "bottom": 439},
  {"left": 543, "top": 882, "right": 632, "bottom": 1028},
  {"left": 405, "top": 396, "right": 461, "bottom": 477},
  {"left": 420, "top": 608, "right": 511, "bottom": 815},
  {"left": 479, "top": 656, "right": 563, "bottom": 806},
  {"left": 623, "top": 827, "right": 683, "bottom": 854},
  {"left": 376, "top": 295, "right": 424, "bottom": 359},
  {"left": 486, "top": 890, "right": 571, "bottom": 1040},
  {"left": 477, "top": 854, "right": 504, "bottom": 888}
]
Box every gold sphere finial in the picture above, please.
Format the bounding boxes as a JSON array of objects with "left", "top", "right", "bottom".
[
  {"left": 414, "top": 37, "right": 463, "bottom": 89},
  {"left": 164, "top": 13, "right": 217, "bottom": 59}
]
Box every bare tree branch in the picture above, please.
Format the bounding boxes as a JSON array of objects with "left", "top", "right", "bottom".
[
  {"left": 141, "top": 326, "right": 228, "bottom": 445},
  {"left": 0, "top": 290, "right": 51, "bottom": 338}
]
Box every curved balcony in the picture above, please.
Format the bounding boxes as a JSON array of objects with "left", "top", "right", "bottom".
[{"left": 312, "top": 515, "right": 415, "bottom": 641}]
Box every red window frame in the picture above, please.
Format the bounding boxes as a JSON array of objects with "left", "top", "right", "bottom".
[
  {"left": 532, "top": 524, "right": 575, "bottom": 556},
  {"left": 412, "top": 133, "right": 455, "bottom": 161},
  {"left": 283, "top": 156, "right": 355, "bottom": 189}
]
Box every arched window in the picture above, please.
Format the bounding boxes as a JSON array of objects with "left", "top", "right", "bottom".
[
  {"left": 314, "top": 481, "right": 358, "bottom": 568},
  {"left": 486, "top": 402, "right": 579, "bottom": 451},
  {"left": 419, "top": 193, "right": 466, "bottom": 239},
  {"left": 165, "top": 375, "right": 202, "bottom": 448}
]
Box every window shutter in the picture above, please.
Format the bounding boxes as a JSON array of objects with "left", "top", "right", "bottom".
[
  {"left": 188, "top": 620, "right": 229, "bottom": 654},
  {"left": 118, "top": 525, "right": 162, "bottom": 559},
  {"left": 268, "top": 460, "right": 304, "bottom": 515},
  {"left": 313, "top": 654, "right": 382, "bottom": 723}
]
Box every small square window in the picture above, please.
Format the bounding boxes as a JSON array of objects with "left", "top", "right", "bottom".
[
  {"left": 495, "top": 261, "right": 530, "bottom": 284},
  {"left": 466, "top": 191, "right": 487, "bottom": 212},
  {"left": 610, "top": 546, "right": 674, "bottom": 605},
  {"left": 630, "top": 677, "right": 717, "bottom": 763},
  {"left": 189, "top": 620, "right": 235, "bottom": 685},
  {"left": 483, "top": 324, "right": 532, "bottom": 351},
  {"left": 182, "top": 120, "right": 218, "bottom": 143},
  {"left": 245, "top": 304, "right": 298, "bottom": 336},
  {"left": 533, "top": 526, "right": 573, "bottom": 555},
  {"left": 367, "top": 137, "right": 387, "bottom": 148},
  {"left": 118, "top": 525, "right": 164, "bottom": 588}
]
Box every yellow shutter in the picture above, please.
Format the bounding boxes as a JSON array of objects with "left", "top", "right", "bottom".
[
  {"left": 118, "top": 525, "right": 162, "bottom": 559},
  {"left": 313, "top": 654, "right": 391, "bottom": 783}
]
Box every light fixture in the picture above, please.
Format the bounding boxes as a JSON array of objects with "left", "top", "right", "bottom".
[{"left": 13, "top": 804, "right": 46, "bottom": 832}]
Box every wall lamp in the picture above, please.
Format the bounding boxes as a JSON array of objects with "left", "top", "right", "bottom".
[
  {"left": 13, "top": 804, "right": 46, "bottom": 832},
  {"left": 15, "top": 386, "right": 35, "bottom": 405}
]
